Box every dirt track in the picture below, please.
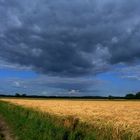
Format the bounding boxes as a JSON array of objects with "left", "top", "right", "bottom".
[{"left": 0, "top": 116, "right": 14, "bottom": 140}]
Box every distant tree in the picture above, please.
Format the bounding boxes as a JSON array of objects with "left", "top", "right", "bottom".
[
  {"left": 108, "top": 95, "right": 114, "bottom": 100},
  {"left": 15, "top": 93, "right": 20, "bottom": 97},
  {"left": 125, "top": 93, "right": 135, "bottom": 99},
  {"left": 135, "top": 92, "right": 140, "bottom": 99},
  {"left": 22, "top": 94, "right": 27, "bottom": 97}
]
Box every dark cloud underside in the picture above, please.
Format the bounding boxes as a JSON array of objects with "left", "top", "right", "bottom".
[{"left": 0, "top": 0, "right": 140, "bottom": 76}]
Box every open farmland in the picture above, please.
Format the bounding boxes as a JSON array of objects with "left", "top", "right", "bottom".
[{"left": 1, "top": 99, "right": 140, "bottom": 139}]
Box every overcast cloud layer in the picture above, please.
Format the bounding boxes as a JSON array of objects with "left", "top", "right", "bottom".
[
  {"left": 0, "top": 0, "right": 140, "bottom": 77},
  {"left": 0, "top": 0, "right": 140, "bottom": 96}
]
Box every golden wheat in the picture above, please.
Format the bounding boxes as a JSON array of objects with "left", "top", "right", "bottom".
[{"left": 1, "top": 99, "right": 140, "bottom": 137}]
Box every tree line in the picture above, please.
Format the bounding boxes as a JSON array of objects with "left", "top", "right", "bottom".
[
  {"left": 0, "top": 91, "right": 140, "bottom": 99},
  {"left": 125, "top": 92, "right": 140, "bottom": 99}
]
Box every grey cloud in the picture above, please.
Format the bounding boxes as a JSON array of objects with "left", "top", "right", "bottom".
[
  {"left": 22, "top": 76, "right": 103, "bottom": 91},
  {"left": 116, "top": 65, "right": 140, "bottom": 81},
  {"left": 0, "top": 76, "right": 103, "bottom": 95},
  {"left": 0, "top": 0, "right": 140, "bottom": 76}
]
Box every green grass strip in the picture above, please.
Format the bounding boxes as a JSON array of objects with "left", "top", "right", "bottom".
[{"left": 0, "top": 101, "right": 96, "bottom": 140}]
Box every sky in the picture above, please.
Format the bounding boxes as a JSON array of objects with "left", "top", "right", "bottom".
[{"left": 0, "top": 0, "right": 140, "bottom": 96}]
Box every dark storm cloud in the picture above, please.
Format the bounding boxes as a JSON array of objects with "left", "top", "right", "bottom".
[{"left": 0, "top": 0, "right": 140, "bottom": 76}]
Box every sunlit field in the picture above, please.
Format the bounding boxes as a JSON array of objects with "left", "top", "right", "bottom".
[{"left": 1, "top": 98, "right": 140, "bottom": 139}]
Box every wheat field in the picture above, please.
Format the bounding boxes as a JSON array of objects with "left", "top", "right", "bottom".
[{"left": 1, "top": 99, "right": 140, "bottom": 138}]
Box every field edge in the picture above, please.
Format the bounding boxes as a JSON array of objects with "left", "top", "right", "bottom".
[{"left": 0, "top": 101, "right": 96, "bottom": 140}]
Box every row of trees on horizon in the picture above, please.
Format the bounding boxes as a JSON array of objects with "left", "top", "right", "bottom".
[
  {"left": 0, "top": 91, "right": 140, "bottom": 99},
  {"left": 125, "top": 92, "right": 140, "bottom": 99}
]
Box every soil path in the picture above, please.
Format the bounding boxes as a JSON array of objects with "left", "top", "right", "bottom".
[{"left": 0, "top": 115, "right": 15, "bottom": 140}]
